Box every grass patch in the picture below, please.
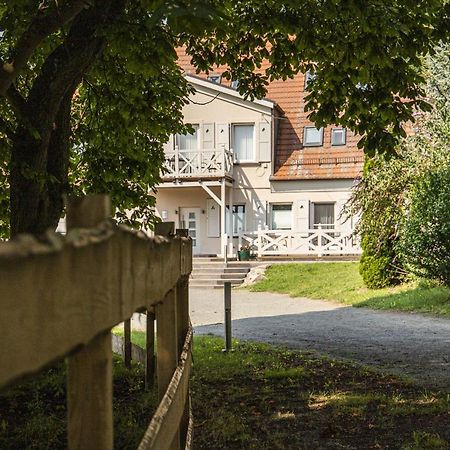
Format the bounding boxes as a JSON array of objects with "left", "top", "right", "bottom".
[
  {"left": 192, "top": 336, "right": 450, "bottom": 449},
  {"left": 0, "top": 356, "right": 157, "bottom": 450},
  {"left": 2, "top": 335, "right": 450, "bottom": 449},
  {"left": 249, "top": 262, "right": 450, "bottom": 317}
]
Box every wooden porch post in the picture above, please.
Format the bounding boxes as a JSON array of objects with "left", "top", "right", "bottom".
[
  {"left": 220, "top": 178, "right": 226, "bottom": 257},
  {"left": 228, "top": 183, "right": 234, "bottom": 257}
]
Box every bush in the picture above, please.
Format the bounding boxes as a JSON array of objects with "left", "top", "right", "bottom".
[{"left": 399, "top": 167, "right": 450, "bottom": 286}]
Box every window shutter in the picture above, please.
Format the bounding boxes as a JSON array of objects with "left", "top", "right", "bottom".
[
  {"left": 258, "top": 121, "right": 271, "bottom": 162},
  {"left": 202, "top": 123, "right": 215, "bottom": 149},
  {"left": 336, "top": 199, "right": 352, "bottom": 232},
  {"left": 216, "top": 123, "right": 230, "bottom": 149},
  {"left": 206, "top": 198, "right": 220, "bottom": 237},
  {"left": 294, "top": 199, "right": 309, "bottom": 232},
  {"left": 163, "top": 134, "right": 174, "bottom": 154}
]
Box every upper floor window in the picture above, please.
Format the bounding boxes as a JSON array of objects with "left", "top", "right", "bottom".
[
  {"left": 304, "top": 71, "right": 316, "bottom": 89},
  {"left": 271, "top": 204, "right": 292, "bottom": 230},
  {"left": 331, "top": 128, "right": 346, "bottom": 146},
  {"left": 232, "top": 124, "right": 255, "bottom": 162},
  {"left": 207, "top": 74, "right": 221, "bottom": 84},
  {"left": 231, "top": 79, "right": 240, "bottom": 90},
  {"left": 304, "top": 126, "right": 323, "bottom": 147},
  {"left": 175, "top": 125, "right": 199, "bottom": 150}
]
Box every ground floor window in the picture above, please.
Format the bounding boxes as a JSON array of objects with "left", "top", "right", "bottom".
[
  {"left": 226, "top": 204, "right": 246, "bottom": 236},
  {"left": 313, "top": 203, "right": 335, "bottom": 229},
  {"left": 271, "top": 204, "right": 292, "bottom": 230},
  {"left": 233, "top": 205, "right": 245, "bottom": 235}
]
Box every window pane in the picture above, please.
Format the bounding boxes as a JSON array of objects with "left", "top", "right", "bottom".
[
  {"left": 314, "top": 203, "right": 335, "bottom": 228},
  {"left": 233, "top": 205, "right": 245, "bottom": 234},
  {"left": 331, "top": 128, "right": 346, "bottom": 146},
  {"left": 233, "top": 125, "right": 254, "bottom": 161},
  {"left": 272, "top": 204, "right": 292, "bottom": 230},
  {"left": 304, "top": 127, "right": 323, "bottom": 146},
  {"left": 176, "top": 125, "right": 198, "bottom": 150}
]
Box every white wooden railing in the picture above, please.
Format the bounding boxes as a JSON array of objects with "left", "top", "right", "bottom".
[
  {"left": 238, "top": 227, "right": 361, "bottom": 257},
  {"left": 163, "top": 146, "right": 233, "bottom": 179}
]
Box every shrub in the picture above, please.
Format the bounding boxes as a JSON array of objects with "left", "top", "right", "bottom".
[{"left": 399, "top": 167, "right": 450, "bottom": 286}]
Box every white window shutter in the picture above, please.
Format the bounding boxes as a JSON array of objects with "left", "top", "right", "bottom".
[
  {"left": 202, "top": 123, "right": 215, "bottom": 149},
  {"left": 216, "top": 123, "right": 230, "bottom": 148},
  {"left": 258, "top": 121, "right": 271, "bottom": 162},
  {"left": 206, "top": 198, "right": 220, "bottom": 237},
  {"left": 336, "top": 199, "right": 352, "bottom": 232},
  {"left": 163, "top": 134, "right": 174, "bottom": 154},
  {"left": 294, "top": 199, "right": 309, "bottom": 232}
]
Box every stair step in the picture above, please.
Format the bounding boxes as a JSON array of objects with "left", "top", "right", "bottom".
[
  {"left": 191, "top": 267, "right": 250, "bottom": 274},
  {"left": 192, "top": 273, "right": 248, "bottom": 280},
  {"left": 190, "top": 278, "right": 245, "bottom": 286}
]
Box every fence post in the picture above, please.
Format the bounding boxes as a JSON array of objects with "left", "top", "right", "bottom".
[
  {"left": 145, "top": 308, "right": 156, "bottom": 390},
  {"left": 176, "top": 228, "right": 190, "bottom": 448},
  {"left": 124, "top": 318, "right": 132, "bottom": 368},
  {"left": 157, "top": 288, "right": 180, "bottom": 450},
  {"left": 156, "top": 222, "right": 180, "bottom": 450},
  {"left": 66, "top": 195, "right": 113, "bottom": 450}
]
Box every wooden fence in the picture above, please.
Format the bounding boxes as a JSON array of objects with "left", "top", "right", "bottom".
[{"left": 0, "top": 195, "right": 193, "bottom": 450}]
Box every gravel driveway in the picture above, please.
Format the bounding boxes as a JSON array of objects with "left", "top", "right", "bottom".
[{"left": 190, "top": 288, "right": 450, "bottom": 390}]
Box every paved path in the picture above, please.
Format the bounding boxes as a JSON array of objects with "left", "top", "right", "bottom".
[{"left": 190, "top": 288, "right": 450, "bottom": 390}]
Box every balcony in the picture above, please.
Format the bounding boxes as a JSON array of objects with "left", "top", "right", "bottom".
[{"left": 162, "top": 146, "right": 234, "bottom": 180}]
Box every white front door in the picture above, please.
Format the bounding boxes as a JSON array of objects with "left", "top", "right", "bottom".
[{"left": 180, "top": 208, "right": 201, "bottom": 255}]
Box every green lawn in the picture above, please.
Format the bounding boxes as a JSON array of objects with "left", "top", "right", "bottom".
[
  {"left": 249, "top": 262, "right": 450, "bottom": 317},
  {"left": 2, "top": 334, "right": 450, "bottom": 449}
]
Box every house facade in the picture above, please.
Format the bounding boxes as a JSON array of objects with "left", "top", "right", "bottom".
[{"left": 155, "top": 52, "right": 364, "bottom": 257}]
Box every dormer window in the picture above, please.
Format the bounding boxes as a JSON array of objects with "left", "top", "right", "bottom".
[
  {"left": 303, "top": 126, "right": 323, "bottom": 147},
  {"left": 231, "top": 80, "right": 240, "bottom": 90},
  {"left": 304, "top": 71, "right": 316, "bottom": 89},
  {"left": 207, "top": 74, "right": 221, "bottom": 84},
  {"left": 331, "top": 128, "right": 346, "bottom": 146}
]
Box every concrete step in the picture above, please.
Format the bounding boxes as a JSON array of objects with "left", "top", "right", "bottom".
[
  {"left": 191, "top": 272, "right": 248, "bottom": 280},
  {"left": 190, "top": 278, "right": 244, "bottom": 287},
  {"left": 193, "top": 262, "right": 250, "bottom": 269},
  {"left": 191, "top": 267, "right": 250, "bottom": 274}
]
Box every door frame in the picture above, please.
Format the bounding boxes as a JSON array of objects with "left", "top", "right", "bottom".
[{"left": 179, "top": 207, "right": 202, "bottom": 255}]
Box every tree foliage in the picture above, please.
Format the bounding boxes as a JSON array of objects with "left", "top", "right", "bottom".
[
  {"left": 348, "top": 44, "right": 450, "bottom": 287},
  {"left": 0, "top": 1, "right": 449, "bottom": 236}
]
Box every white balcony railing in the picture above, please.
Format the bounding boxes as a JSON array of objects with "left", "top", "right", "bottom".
[
  {"left": 163, "top": 146, "right": 234, "bottom": 179},
  {"left": 238, "top": 227, "right": 361, "bottom": 257}
]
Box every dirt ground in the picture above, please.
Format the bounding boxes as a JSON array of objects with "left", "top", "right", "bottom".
[{"left": 190, "top": 288, "right": 450, "bottom": 390}]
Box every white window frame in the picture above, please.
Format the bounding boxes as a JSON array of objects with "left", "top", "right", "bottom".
[
  {"left": 303, "top": 126, "right": 324, "bottom": 147},
  {"left": 232, "top": 123, "right": 255, "bottom": 163},
  {"left": 231, "top": 79, "right": 240, "bottom": 90},
  {"left": 331, "top": 128, "right": 346, "bottom": 146},
  {"left": 271, "top": 203, "right": 293, "bottom": 230}
]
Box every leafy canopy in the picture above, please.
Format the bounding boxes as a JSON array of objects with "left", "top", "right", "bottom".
[{"left": 0, "top": 0, "right": 449, "bottom": 235}]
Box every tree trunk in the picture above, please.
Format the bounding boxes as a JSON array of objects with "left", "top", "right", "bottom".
[{"left": 8, "top": 2, "right": 122, "bottom": 236}]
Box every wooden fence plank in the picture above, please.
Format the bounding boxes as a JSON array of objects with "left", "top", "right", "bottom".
[
  {"left": 0, "top": 227, "right": 183, "bottom": 389},
  {"left": 138, "top": 327, "right": 193, "bottom": 450},
  {"left": 156, "top": 289, "right": 180, "bottom": 450}
]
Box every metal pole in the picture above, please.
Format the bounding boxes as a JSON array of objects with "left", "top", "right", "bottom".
[{"left": 223, "top": 282, "right": 232, "bottom": 352}]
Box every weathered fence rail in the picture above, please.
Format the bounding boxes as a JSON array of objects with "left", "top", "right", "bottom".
[{"left": 0, "top": 195, "right": 193, "bottom": 450}]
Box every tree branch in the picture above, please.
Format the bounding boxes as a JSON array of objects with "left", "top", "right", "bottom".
[{"left": 0, "top": 0, "right": 92, "bottom": 96}]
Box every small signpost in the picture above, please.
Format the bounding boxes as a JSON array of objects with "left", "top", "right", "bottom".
[{"left": 223, "top": 281, "right": 232, "bottom": 352}]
